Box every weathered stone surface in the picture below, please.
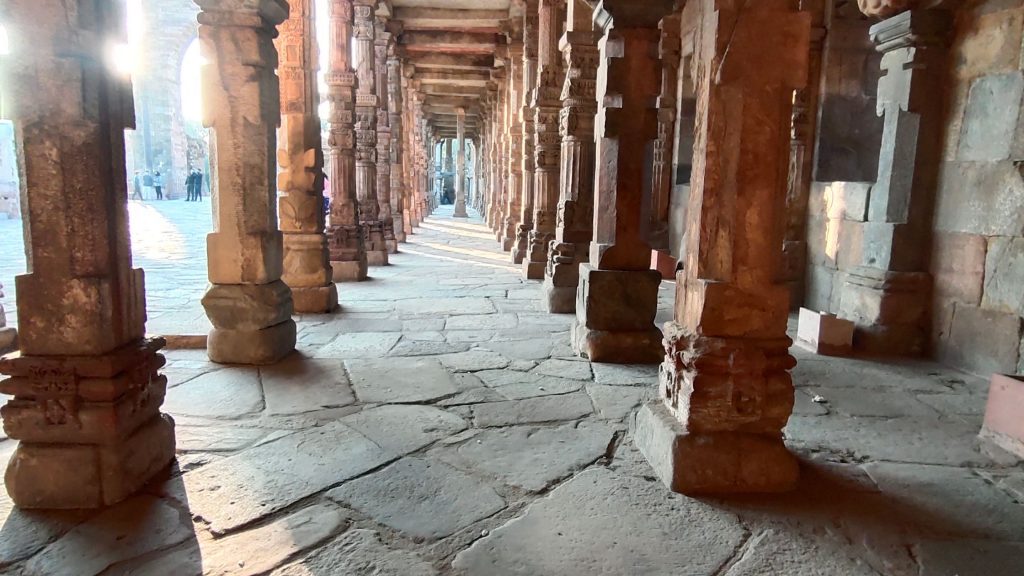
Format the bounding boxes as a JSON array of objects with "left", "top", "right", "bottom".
[
  {"left": 935, "top": 161, "right": 1024, "bottom": 237},
  {"left": 24, "top": 496, "right": 191, "bottom": 576},
  {"left": 480, "top": 338, "right": 553, "bottom": 360},
  {"left": 434, "top": 421, "right": 618, "bottom": 492},
  {"left": 437, "top": 387, "right": 509, "bottom": 406},
  {"left": 957, "top": 72, "right": 1024, "bottom": 162},
  {"left": 983, "top": 236, "right": 1024, "bottom": 315},
  {"left": 313, "top": 332, "right": 401, "bottom": 359},
  {"left": 183, "top": 422, "right": 393, "bottom": 534},
  {"left": 389, "top": 339, "right": 471, "bottom": 357},
  {"left": 865, "top": 462, "right": 1024, "bottom": 540},
  {"left": 931, "top": 232, "right": 986, "bottom": 305},
  {"left": 328, "top": 457, "right": 505, "bottom": 541},
  {"left": 472, "top": 392, "right": 594, "bottom": 427},
  {"left": 439, "top": 349, "right": 511, "bottom": 372},
  {"left": 453, "top": 467, "right": 745, "bottom": 575},
  {"left": 586, "top": 384, "right": 650, "bottom": 420},
  {"left": 805, "top": 387, "right": 936, "bottom": 417},
  {"left": 532, "top": 358, "right": 593, "bottom": 381},
  {"left": 915, "top": 539, "right": 1024, "bottom": 576},
  {"left": 591, "top": 363, "right": 659, "bottom": 386},
  {"left": 476, "top": 370, "right": 583, "bottom": 400},
  {"left": 163, "top": 368, "right": 263, "bottom": 419},
  {"left": 341, "top": 405, "right": 467, "bottom": 454},
  {"left": 260, "top": 357, "right": 356, "bottom": 415},
  {"left": 724, "top": 528, "right": 878, "bottom": 576},
  {"left": 175, "top": 425, "right": 269, "bottom": 453},
  {"left": 445, "top": 313, "right": 519, "bottom": 330},
  {"left": 396, "top": 297, "right": 496, "bottom": 316},
  {"left": 346, "top": 357, "right": 461, "bottom": 403},
  {"left": 936, "top": 304, "right": 1022, "bottom": 375},
  {"left": 786, "top": 416, "right": 988, "bottom": 466},
  {"left": 271, "top": 529, "right": 437, "bottom": 576}
]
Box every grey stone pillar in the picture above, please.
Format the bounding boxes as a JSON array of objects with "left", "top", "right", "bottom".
[
  {"left": 454, "top": 108, "right": 469, "bottom": 217},
  {"left": 199, "top": 0, "right": 297, "bottom": 365}
]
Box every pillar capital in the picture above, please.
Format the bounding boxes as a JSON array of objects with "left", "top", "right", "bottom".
[
  {"left": 195, "top": 0, "right": 290, "bottom": 26},
  {"left": 869, "top": 7, "right": 954, "bottom": 51}
]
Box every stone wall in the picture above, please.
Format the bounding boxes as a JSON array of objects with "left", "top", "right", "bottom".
[
  {"left": 930, "top": 0, "right": 1024, "bottom": 376},
  {"left": 805, "top": 0, "right": 1024, "bottom": 376}
]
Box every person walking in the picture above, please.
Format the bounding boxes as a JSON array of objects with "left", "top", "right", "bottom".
[
  {"left": 153, "top": 171, "right": 163, "bottom": 200},
  {"left": 131, "top": 171, "right": 143, "bottom": 201},
  {"left": 185, "top": 169, "right": 196, "bottom": 201}
]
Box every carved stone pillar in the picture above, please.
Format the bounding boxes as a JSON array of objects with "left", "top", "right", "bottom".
[
  {"left": 375, "top": 20, "right": 397, "bottom": 253},
  {"left": 837, "top": 8, "right": 951, "bottom": 354},
  {"left": 513, "top": 2, "right": 539, "bottom": 264},
  {"left": 353, "top": 0, "right": 388, "bottom": 266},
  {"left": 570, "top": 1, "right": 673, "bottom": 364},
  {"left": 782, "top": 1, "right": 826, "bottom": 308},
  {"left": 489, "top": 71, "right": 507, "bottom": 235},
  {"left": 543, "top": 0, "right": 599, "bottom": 313},
  {"left": 325, "top": 0, "right": 368, "bottom": 282},
  {"left": 649, "top": 13, "right": 681, "bottom": 276},
  {"left": 276, "top": 0, "right": 339, "bottom": 313},
  {"left": 1, "top": 0, "right": 175, "bottom": 508},
  {"left": 635, "top": 0, "right": 810, "bottom": 494},
  {"left": 387, "top": 48, "right": 406, "bottom": 243},
  {"left": 454, "top": 108, "right": 469, "bottom": 217},
  {"left": 199, "top": 0, "right": 296, "bottom": 365},
  {"left": 524, "top": 0, "right": 564, "bottom": 280},
  {"left": 502, "top": 42, "right": 524, "bottom": 252}
]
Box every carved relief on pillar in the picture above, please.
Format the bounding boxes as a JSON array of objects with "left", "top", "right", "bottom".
[
  {"left": 387, "top": 51, "right": 406, "bottom": 243},
  {"left": 650, "top": 13, "right": 681, "bottom": 251},
  {"left": 525, "top": 64, "right": 564, "bottom": 277}
]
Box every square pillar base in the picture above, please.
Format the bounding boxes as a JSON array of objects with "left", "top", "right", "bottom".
[
  {"left": 291, "top": 285, "right": 339, "bottom": 314},
  {"left": 633, "top": 403, "right": 799, "bottom": 495},
  {"left": 366, "top": 249, "right": 390, "bottom": 266},
  {"left": 571, "top": 265, "right": 663, "bottom": 364},
  {"left": 5, "top": 414, "right": 176, "bottom": 509},
  {"left": 208, "top": 319, "right": 296, "bottom": 365},
  {"left": 386, "top": 239, "right": 399, "bottom": 254},
  {"left": 838, "top": 268, "right": 931, "bottom": 356},
  {"left": 980, "top": 374, "right": 1024, "bottom": 458},
  {"left": 331, "top": 259, "right": 368, "bottom": 282},
  {"left": 0, "top": 327, "right": 17, "bottom": 355},
  {"left": 543, "top": 277, "right": 577, "bottom": 314},
  {"left": 523, "top": 260, "right": 546, "bottom": 280}
]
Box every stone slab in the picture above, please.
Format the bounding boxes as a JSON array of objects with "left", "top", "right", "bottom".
[
  {"left": 591, "top": 363, "right": 660, "bottom": 386},
  {"left": 271, "top": 529, "right": 437, "bottom": 576},
  {"left": 395, "top": 297, "right": 496, "bottom": 316},
  {"left": 445, "top": 314, "right": 518, "bottom": 330},
  {"left": 313, "top": 332, "right": 401, "bottom": 359},
  {"left": 328, "top": 457, "right": 505, "bottom": 541},
  {"left": 346, "top": 357, "right": 461, "bottom": 403},
  {"left": 586, "top": 384, "right": 650, "bottom": 420},
  {"left": 479, "top": 338, "right": 554, "bottom": 360},
  {"left": 725, "top": 528, "right": 879, "bottom": 576},
  {"left": 183, "top": 421, "right": 393, "bottom": 534},
  {"left": 452, "top": 467, "right": 745, "bottom": 575},
  {"left": 259, "top": 357, "right": 356, "bottom": 415},
  {"left": 23, "top": 495, "right": 192, "bottom": 576},
  {"left": 806, "top": 386, "right": 937, "bottom": 418},
  {"left": 163, "top": 368, "right": 263, "bottom": 419},
  {"left": 472, "top": 392, "right": 594, "bottom": 427},
  {"left": 434, "top": 421, "right": 618, "bottom": 492},
  {"left": 439, "top": 349, "right": 511, "bottom": 372},
  {"left": 175, "top": 425, "right": 269, "bottom": 453},
  {"left": 532, "top": 358, "right": 593, "bottom": 381},
  {"left": 957, "top": 72, "right": 1024, "bottom": 162},
  {"left": 341, "top": 405, "right": 467, "bottom": 454}
]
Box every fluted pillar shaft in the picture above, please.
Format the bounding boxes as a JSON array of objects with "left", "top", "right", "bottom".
[
  {"left": 501, "top": 42, "right": 524, "bottom": 252},
  {"left": 388, "top": 50, "right": 406, "bottom": 242}
]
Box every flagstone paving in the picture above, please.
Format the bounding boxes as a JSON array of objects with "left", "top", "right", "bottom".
[{"left": 0, "top": 206, "right": 1021, "bottom": 575}]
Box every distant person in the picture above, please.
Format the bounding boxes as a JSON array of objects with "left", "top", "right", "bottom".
[
  {"left": 131, "top": 171, "right": 143, "bottom": 201},
  {"left": 193, "top": 169, "right": 204, "bottom": 202},
  {"left": 142, "top": 170, "right": 154, "bottom": 199},
  {"left": 185, "top": 169, "right": 196, "bottom": 201},
  {"left": 153, "top": 171, "right": 163, "bottom": 200}
]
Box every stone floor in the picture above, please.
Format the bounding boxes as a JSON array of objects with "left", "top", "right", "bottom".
[{"left": 1, "top": 206, "right": 1024, "bottom": 575}]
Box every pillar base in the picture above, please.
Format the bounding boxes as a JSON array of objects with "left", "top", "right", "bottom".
[
  {"left": 838, "top": 267, "right": 931, "bottom": 356},
  {"left": 386, "top": 239, "right": 399, "bottom": 254},
  {"left": 291, "top": 284, "right": 339, "bottom": 314},
  {"left": 331, "top": 259, "right": 368, "bottom": 282},
  {"left": 571, "top": 265, "right": 662, "bottom": 363},
  {"left": 208, "top": 319, "right": 296, "bottom": 365},
  {"left": 453, "top": 207, "right": 468, "bottom": 218},
  {"left": 633, "top": 403, "right": 799, "bottom": 495},
  {"left": 650, "top": 249, "right": 678, "bottom": 280},
  {"left": 543, "top": 277, "right": 577, "bottom": 314},
  {"left": 366, "top": 249, "right": 390, "bottom": 266},
  {"left": 5, "top": 414, "right": 176, "bottom": 509},
  {"left": 523, "top": 260, "right": 546, "bottom": 280},
  {"left": 501, "top": 237, "right": 515, "bottom": 252},
  {"left": 511, "top": 224, "right": 530, "bottom": 265}
]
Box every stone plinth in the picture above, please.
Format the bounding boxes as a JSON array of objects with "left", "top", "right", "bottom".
[
  {"left": 571, "top": 266, "right": 663, "bottom": 364},
  {"left": 796, "top": 308, "right": 854, "bottom": 356},
  {"left": 839, "top": 267, "right": 931, "bottom": 354},
  {"left": 199, "top": 0, "right": 296, "bottom": 364}
]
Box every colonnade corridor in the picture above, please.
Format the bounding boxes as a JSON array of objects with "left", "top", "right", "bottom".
[{"left": 0, "top": 204, "right": 1018, "bottom": 575}]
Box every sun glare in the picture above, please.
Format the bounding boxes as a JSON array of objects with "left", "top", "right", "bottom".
[{"left": 181, "top": 39, "right": 205, "bottom": 123}]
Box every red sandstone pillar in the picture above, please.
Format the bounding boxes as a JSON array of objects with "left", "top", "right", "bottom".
[
  {"left": 635, "top": 0, "right": 811, "bottom": 494},
  {"left": 570, "top": 0, "right": 675, "bottom": 364},
  {"left": 0, "top": 0, "right": 175, "bottom": 508}
]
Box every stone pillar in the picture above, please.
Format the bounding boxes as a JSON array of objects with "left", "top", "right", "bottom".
[
  {"left": 501, "top": 42, "right": 524, "bottom": 252},
  {"left": 375, "top": 20, "right": 397, "bottom": 253},
  {"left": 543, "top": 0, "right": 599, "bottom": 313},
  {"left": 649, "top": 13, "right": 681, "bottom": 276},
  {"left": 199, "top": 0, "right": 296, "bottom": 365},
  {"left": 513, "top": 2, "right": 539, "bottom": 264},
  {"left": 570, "top": 0, "right": 673, "bottom": 363},
  {"left": 488, "top": 71, "right": 507, "bottom": 234},
  {"left": 276, "top": 0, "right": 339, "bottom": 313},
  {"left": 782, "top": 1, "right": 826, "bottom": 308},
  {"left": 837, "top": 8, "right": 951, "bottom": 355},
  {"left": 454, "top": 108, "right": 469, "bottom": 217},
  {"left": 353, "top": 0, "right": 388, "bottom": 266},
  {"left": 325, "top": 0, "right": 369, "bottom": 282},
  {"left": 0, "top": 0, "right": 175, "bottom": 508},
  {"left": 635, "top": 0, "right": 810, "bottom": 495},
  {"left": 524, "top": 0, "right": 564, "bottom": 280},
  {"left": 388, "top": 47, "right": 406, "bottom": 243}
]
